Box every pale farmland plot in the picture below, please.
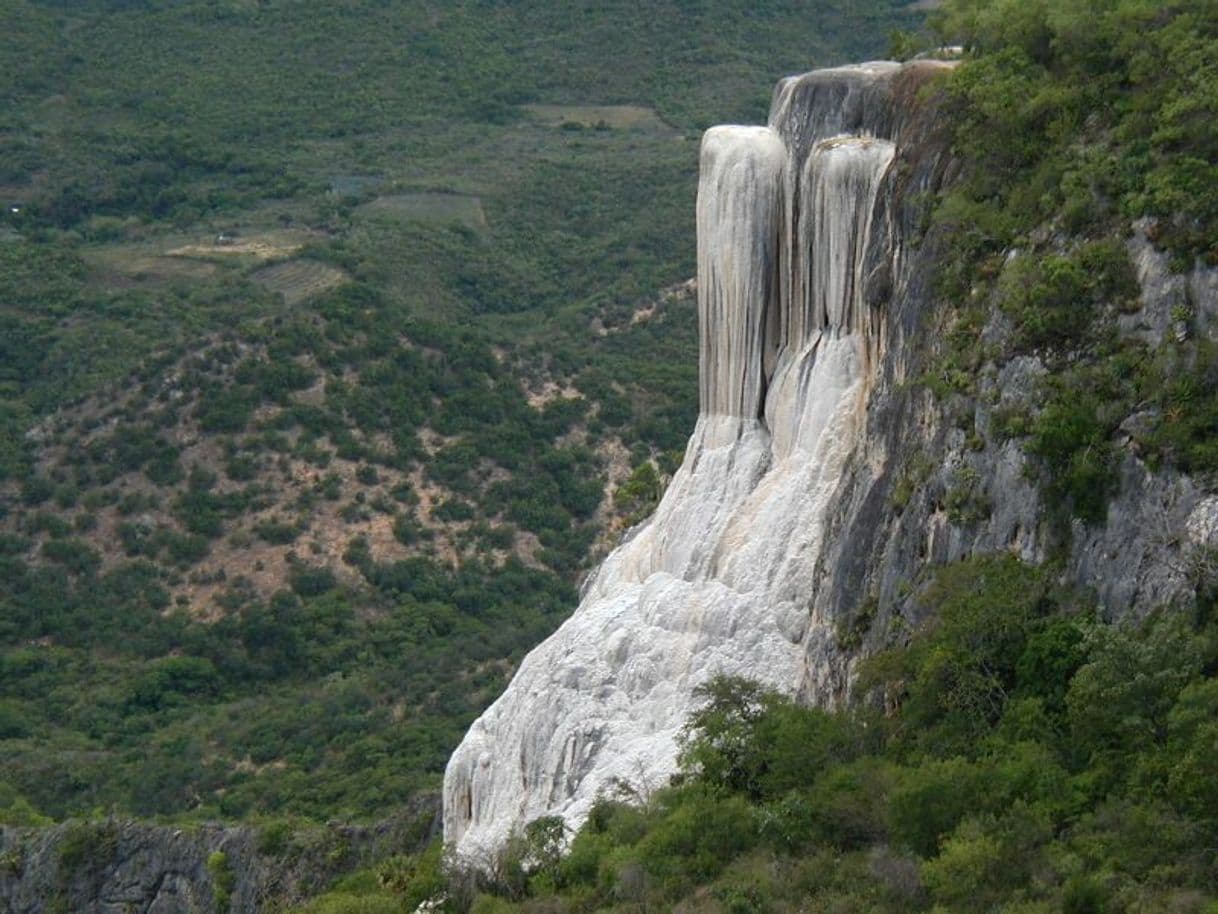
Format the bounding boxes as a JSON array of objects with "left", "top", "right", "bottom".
[{"left": 355, "top": 193, "right": 487, "bottom": 230}]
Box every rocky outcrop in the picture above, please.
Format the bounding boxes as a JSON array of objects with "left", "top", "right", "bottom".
[
  {"left": 799, "top": 183, "right": 1218, "bottom": 708},
  {"left": 0, "top": 799, "right": 437, "bottom": 914}
]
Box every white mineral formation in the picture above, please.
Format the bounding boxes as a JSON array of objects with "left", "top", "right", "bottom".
[{"left": 444, "top": 62, "right": 924, "bottom": 863}]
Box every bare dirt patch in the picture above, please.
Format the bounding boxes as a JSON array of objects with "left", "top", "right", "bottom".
[
  {"left": 524, "top": 104, "right": 672, "bottom": 131},
  {"left": 525, "top": 380, "right": 583, "bottom": 410},
  {"left": 167, "top": 230, "right": 315, "bottom": 261}
]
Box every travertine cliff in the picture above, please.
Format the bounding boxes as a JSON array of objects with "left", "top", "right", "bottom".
[
  {"left": 443, "top": 60, "right": 959, "bottom": 862},
  {"left": 444, "top": 55, "right": 1218, "bottom": 864}
]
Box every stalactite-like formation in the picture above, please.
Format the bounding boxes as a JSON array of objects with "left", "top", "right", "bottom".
[
  {"left": 696, "top": 126, "right": 787, "bottom": 421},
  {"left": 442, "top": 61, "right": 945, "bottom": 863}
]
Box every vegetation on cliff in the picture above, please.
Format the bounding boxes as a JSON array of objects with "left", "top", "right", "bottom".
[
  {"left": 292, "top": 555, "right": 1218, "bottom": 913},
  {"left": 927, "top": 0, "right": 1218, "bottom": 527}
]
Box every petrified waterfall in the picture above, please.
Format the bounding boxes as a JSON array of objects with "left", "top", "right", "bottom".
[{"left": 444, "top": 60, "right": 949, "bottom": 862}]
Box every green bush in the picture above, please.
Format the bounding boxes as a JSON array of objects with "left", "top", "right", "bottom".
[
  {"left": 889, "top": 757, "right": 987, "bottom": 857},
  {"left": 375, "top": 841, "right": 446, "bottom": 910},
  {"left": 129, "top": 656, "right": 220, "bottom": 710},
  {"left": 197, "top": 388, "right": 258, "bottom": 434},
  {"left": 0, "top": 701, "right": 31, "bottom": 739},
  {"left": 207, "top": 850, "right": 235, "bottom": 912},
  {"left": 57, "top": 821, "right": 118, "bottom": 877},
  {"left": 1141, "top": 340, "right": 1218, "bottom": 477},
  {"left": 289, "top": 564, "right": 337, "bottom": 598},
  {"left": 1066, "top": 616, "right": 1203, "bottom": 768},
  {"left": 637, "top": 792, "right": 757, "bottom": 887},
  {"left": 999, "top": 253, "right": 1092, "bottom": 351},
  {"left": 40, "top": 539, "right": 101, "bottom": 577},
  {"left": 254, "top": 519, "right": 301, "bottom": 545},
  {"left": 860, "top": 555, "right": 1049, "bottom": 751}
]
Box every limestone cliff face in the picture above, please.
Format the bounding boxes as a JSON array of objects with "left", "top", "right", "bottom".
[
  {"left": 443, "top": 60, "right": 959, "bottom": 862},
  {"left": 798, "top": 188, "right": 1218, "bottom": 711},
  {"left": 443, "top": 56, "right": 1218, "bottom": 862}
]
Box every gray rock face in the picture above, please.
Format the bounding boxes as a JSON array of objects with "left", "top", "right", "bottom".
[
  {"left": 1122, "top": 217, "right": 1218, "bottom": 345},
  {"left": 0, "top": 802, "right": 437, "bottom": 914},
  {"left": 798, "top": 195, "right": 1217, "bottom": 708},
  {"left": 2, "top": 821, "right": 251, "bottom": 914},
  {"left": 1124, "top": 218, "right": 1189, "bottom": 345}
]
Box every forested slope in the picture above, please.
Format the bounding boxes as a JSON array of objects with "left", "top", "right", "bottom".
[
  {"left": 358, "top": 559, "right": 1218, "bottom": 914},
  {"left": 0, "top": 0, "right": 917, "bottom": 826}
]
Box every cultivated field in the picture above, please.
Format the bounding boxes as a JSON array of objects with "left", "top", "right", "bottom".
[
  {"left": 356, "top": 192, "right": 488, "bottom": 229},
  {"left": 251, "top": 258, "right": 349, "bottom": 304}
]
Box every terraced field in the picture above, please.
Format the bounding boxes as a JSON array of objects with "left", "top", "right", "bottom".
[
  {"left": 252, "top": 258, "right": 349, "bottom": 304},
  {"left": 85, "top": 247, "right": 220, "bottom": 284},
  {"left": 167, "top": 229, "right": 315, "bottom": 262}
]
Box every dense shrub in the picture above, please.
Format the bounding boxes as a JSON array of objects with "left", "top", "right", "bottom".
[{"left": 417, "top": 556, "right": 1218, "bottom": 913}]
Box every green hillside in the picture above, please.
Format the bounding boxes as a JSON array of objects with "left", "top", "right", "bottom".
[{"left": 0, "top": 0, "right": 919, "bottom": 825}]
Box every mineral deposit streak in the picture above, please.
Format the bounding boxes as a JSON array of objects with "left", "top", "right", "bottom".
[{"left": 444, "top": 62, "right": 919, "bottom": 862}]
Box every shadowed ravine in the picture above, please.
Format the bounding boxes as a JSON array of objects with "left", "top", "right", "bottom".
[{"left": 443, "top": 60, "right": 955, "bottom": 863}]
